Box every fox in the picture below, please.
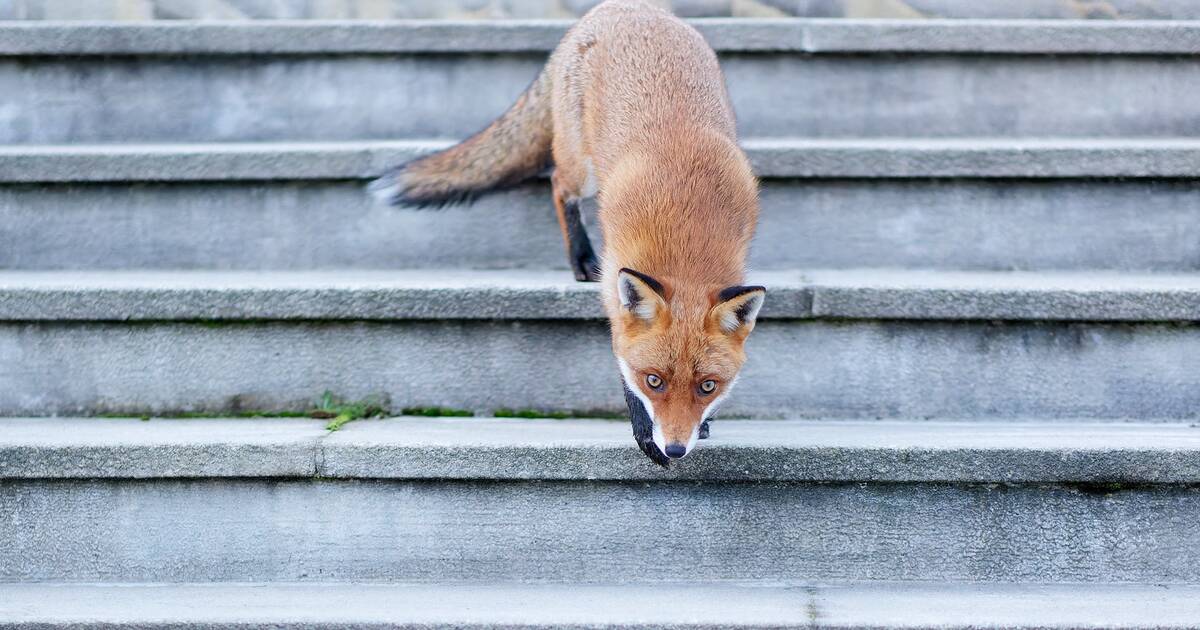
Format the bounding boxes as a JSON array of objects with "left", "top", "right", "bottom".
[{"left": 369, "top": 0, "right": 765, "bottom": 467}]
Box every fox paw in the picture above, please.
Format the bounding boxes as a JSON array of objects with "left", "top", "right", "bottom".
[{"left": 573, "top": 253, "right": 601, "bottom": 282}]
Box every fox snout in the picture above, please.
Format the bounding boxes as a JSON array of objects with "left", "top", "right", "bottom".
[
  {"left": 663, "top": 443, "right": 687, "bottom": 458},
  {"left": 623, "top": 383, "right": 705, "bottom": 467}
]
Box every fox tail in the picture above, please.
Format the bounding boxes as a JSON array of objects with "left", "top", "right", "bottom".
[{"left": 368, "top": 71, "right": 553, "bottom": 207}]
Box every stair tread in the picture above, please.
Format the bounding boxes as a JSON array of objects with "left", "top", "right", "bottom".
[
  {"left": 3, "top": 268, "right": 1200, "bottom": 322},
  {"left": 4, "top": 137, "right": 1199, "bottom": 181},
  {"left": 3, "top": 18, "right": 1199, "bottom": 55},
  {"left": 2, "top": 581, "right": 1198, "bottom": 628},
  {"left": 4, "top": 417, "right": 1198, "bottom": 482}
]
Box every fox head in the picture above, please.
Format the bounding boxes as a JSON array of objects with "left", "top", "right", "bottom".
[{"left": 611, "top": 267, "right": 765, "bottom": 466}]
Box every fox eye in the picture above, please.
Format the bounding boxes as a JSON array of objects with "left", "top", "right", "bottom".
[
  {"left": 645, "top": 374, "right": 664, "bottom": 390},
  {"left": 699, "top": 380, "right": 717, "bottom": 394}
]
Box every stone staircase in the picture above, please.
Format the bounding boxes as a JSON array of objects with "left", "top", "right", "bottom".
[{"left": 2, "top": 13, "right": 1200, "bottom": 629}]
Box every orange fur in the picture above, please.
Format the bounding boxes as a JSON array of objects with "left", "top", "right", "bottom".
[
  {"left": 370, "top": 0, "right": 764, "bottom": 462},
  {"left": 562, "top": 2, "right": 763, "bottom": 456}
]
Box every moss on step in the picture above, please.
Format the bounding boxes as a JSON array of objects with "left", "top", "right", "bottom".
[
  {"left": 492, "top": 408, "right": 625, "bottom": 420},
  {"left": 92, "top": 398, "right": 631, "bottom": 425},
  {"left": 399, "top": 406, "right": 474, "bottom": 418},
  {"left": 92, "top": 390, "right": 389, "bottom": 431},
  {"left": 493, "top": 408, "right": 571, "bottom": 420},
  {"left": 314, "top": 391, "right": 388, "bottom": 431}
]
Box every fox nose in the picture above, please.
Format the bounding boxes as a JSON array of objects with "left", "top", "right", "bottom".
[{"left": 664, "top": 443, "right": 687, "bottom": 459}]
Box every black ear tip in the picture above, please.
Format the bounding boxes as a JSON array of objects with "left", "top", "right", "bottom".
[
  {"left": 617, "top": 268, "right": 666, "bottom": 298},
  {"left": 718, "top": 284, "right": 766, "bottom": 302}
]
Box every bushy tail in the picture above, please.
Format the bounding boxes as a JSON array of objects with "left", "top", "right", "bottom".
[{"left": 368, "top": 70, "right": 553, "bottom": 207}]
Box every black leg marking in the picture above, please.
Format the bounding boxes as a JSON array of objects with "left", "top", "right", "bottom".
[
  {"left": 624, "top": 383, "right": 669, "bottom": 468},
  {"left": 563, "top": 198, "right": 600, "bottom": 282},
  {"left": 698, "top": 419, "right": 711, "bottom": 440}
]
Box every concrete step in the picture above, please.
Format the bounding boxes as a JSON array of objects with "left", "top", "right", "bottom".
[
  {"left": 7, "top": 0, "right": 1200, "bottom": 21},
  {"left": 2, "top": 269, "right": 1199, "bottom": 418},
  {"left": 2, "top": 20, "right": 1198, "bottom": 143},
  {"left": 2, "top": 417, "right": 1199, "bottom": 584},
  {"left": 3, "top": 582, "right": 1199, "bottom": 629},
  {"left": 6, "top": 269, "right": 1200, "bottom": 321},
  {"left": 7, "top": 417, "right": 1200, "bottom": 482},
  {"left": 6, "top": 139, "right": 1200, "bottom": 272},
  {"left": 13, "top": 138, "right": 1199, "bottom": 182}
]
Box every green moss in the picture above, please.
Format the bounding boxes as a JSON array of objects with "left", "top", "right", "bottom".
[
  {"left": 493, "top": 408, "right": 625, "bottom": 420},
  {"left": 399, "top": 406, "right": 474, "bottom": 418},
  {"left": 93, "top": 398, "right": 629, "bottom": 425},
  {"left": 493, "top": 408, "right": 571, "bottom": 420},
  {"left": 316, "top": 391, "right": 389, "bottom": 431},
  {"left": 94, "top": 390, "right": 389, "bottom": 430},
  {"left": 569, "top": 409, "right": 626, "bottom": 420}
]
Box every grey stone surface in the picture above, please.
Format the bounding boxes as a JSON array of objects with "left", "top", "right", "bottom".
[
  {"left": 5, "top": 417, "right": 1200, "bottom": 483},
  {"left": 3, "top": 269, "right": 1200, "bottom": 322},
  {"left": 747, "top": 137, "right": 1200, "bottom": 179},
  {"left": 9, "top": 178, "right": 1200, "bottom": 272},
  {"left": 779, "top": 0, "right": 1200, "bottom": 20},
  {"left": 0, "top": 418, "right": 325, "bottom": 479},
  {"left": 313, "top": 418, "right": 1200, "bottom": 482},
  {"left": 3, "top": 20, "right": 1200, "bottom": 55},
  {"left": 0, "top": 21, "right": 570, "bottom": 55},
  {"left": 7, "top": 138, "right": 1200, "bottom": 182},
  {"left": 0, "top": 270, "right": 608, "bottom": 320},
  {"left": 0, "top": 141, "right": 437, "bottom": 183},
  {"left": 803, "top": 269, "right": 1200, "bottom": 321},
  {"left": 2, "top": 582, "right": 1200, "bottom": 628},
  {"left": 4, "top": 45, "right": 1200, "bottom": 143},
  {"left": 3, "top": 317, "right": 1200, "bottom": 419},
  {"left": 3, "top": 477, "right": 1199, "bottom": 583},
  {"left": 7, "top": 0, "right": 1200, "bottom": 20}
]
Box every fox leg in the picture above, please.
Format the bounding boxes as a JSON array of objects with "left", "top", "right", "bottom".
[
  {"left": 552, "top": 177, "right": 600, "bottom": 282},
  {"left": 699, "top": 419, "right": 711, "bottom": 440}
]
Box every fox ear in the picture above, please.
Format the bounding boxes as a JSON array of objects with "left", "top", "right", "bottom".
[
  {"left": 711, "top": 285, "right": 766, "bottom": 335},
  {"left": 617, "top": 268, "right": 668, "bottom": 323}
]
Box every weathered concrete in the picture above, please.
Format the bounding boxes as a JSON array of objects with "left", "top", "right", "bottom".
[
  {"left": 0, "top": 418, "right": 325, "bottom": 479},
  {"left": 3, "top": 317, "right": 1200, "bottom": 418},
  {"left": 3, "top": 269, "right": 1200, "bottom": 322},
  {"left": 0, "top": 141, "right": 438, "bottom": 183},
  {"left": 4, "top": 50, "right": 1200, "bottom": 142},
  {"left": 321, "top": 418, "right": 1200, "bottom": 482},
  {"left": 803, "top": 269, "right": 1200, "bottom": 321},
  {"left": 748, "top": 137, "right": 1200, "bottom": 179},
  {"left": 777, "top": 0, "right": 1200, "bottom": 20},
  {"left": 3, "top": 20, "right": 1200, "bottom": 55},
  {"left": 3, "top": 477, "right": 1198, "bottom": 583},
  {"left": 7, "top": 138, "right": 1200, "bottom": 182},
  {"left": 7, "top": 0, "right": 1200, "bottom": 21},
  {"left": 8, "top": 178, "right": 1200, "bottom": 272},
  {"left": 5, "top": 417, "right": 1199, "bottom": 483},
  {"left": 0, "top": 270, "right": 609, "bottom": 320},
  {"left": 2, "top": 582, "right": 1199, "bottom": 629}
]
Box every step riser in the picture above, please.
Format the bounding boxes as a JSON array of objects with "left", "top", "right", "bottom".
[
  {"left": 3, "top": 53, "right": 1197, "bottom": 144},
  {"left": 3, "top": 479, "right": 1197, "bottom": 583},
  {"left": 7, "top": 179, "right": 1200, "bottom": 271},
  {"left": 5, "top": 320, "right": 1200, "bottom": 418}
]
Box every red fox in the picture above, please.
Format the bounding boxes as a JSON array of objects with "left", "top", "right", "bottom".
[{"left": 370, "top": 0, "right": 764, "bottom": 466}]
